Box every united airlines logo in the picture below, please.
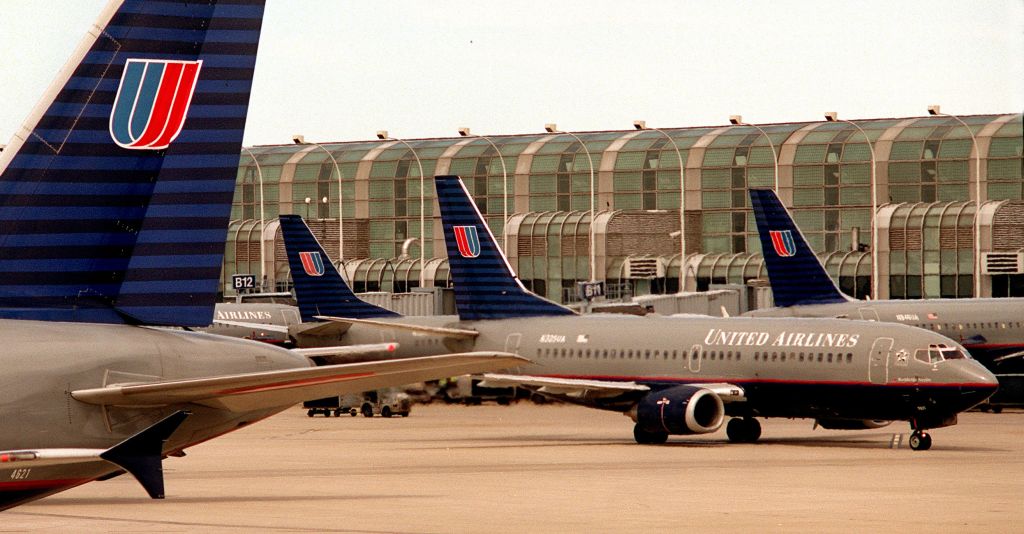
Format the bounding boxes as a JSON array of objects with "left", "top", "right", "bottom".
[
  {"left": 109, "top": 59, "right": 202, "bottom": 150},
  {"left": 453, "top": 226, "right": 481, "bottom": 258},
  {"left": 298, "top": 251, "right": 325, "bottom": 276},
  {"left": 769, "top": 230, "right": 797, "bottom": 257}
]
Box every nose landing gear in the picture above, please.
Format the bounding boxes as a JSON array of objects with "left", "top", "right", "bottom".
[{"left": 909, "top": 431, "right": 932, "bottom": 451}]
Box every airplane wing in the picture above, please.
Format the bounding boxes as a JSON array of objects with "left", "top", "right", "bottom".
[
  {"left": 479, "top": 374, "right": 746, "bottom": 403},
  {"left": 314, "top": 315, "right": 480, "bottom": 340},
  {"left": 73, "top": 353, "right": 525, "bottom": 413},
  {"left": 991, "top": 350, "right": 1024, "bottom": 365}
]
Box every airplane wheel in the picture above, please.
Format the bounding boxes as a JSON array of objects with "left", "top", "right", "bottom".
[
  {"left": 307, "top": 409, "right": 315, "bottom": 418},
  {"left": 992, "top": 406, "right": 1003, "bottom": 414},
  {"left": 726, "top": 418, "right": 761, "bottom": 443},
  {"left": 633, "top": 424, "right": 668, "bottom": 445},
  {"left": 726, "top": 418, "right": 745, "bottom": 442},
  {"left": 909, "top": 432, "right": 932, "bottom": 451},
  {"left": 361, "top": 404, "right": 374, "bottom": 418},
  {"left": 349, "top": 409, "right": 358, "bottom": 417},
  {"left": 745, "top": 418, "right": 762, "bottom": 442}
]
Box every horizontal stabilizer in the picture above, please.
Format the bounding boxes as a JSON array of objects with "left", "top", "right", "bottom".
[
  {"left": 314, "top": 315, "right": 479, "bottom": 340},
  {"left": 99, "top": 411, "right": 190, "bottom": 500},
  {"left": 73, "top": 352, "right": 527, "bottom": 412},
  {"left": 289, "top": 319, "right": 353, "bottom": 339},
  {"left": 292, "top": 342, "right": 399, "bottom": 365},
  {"left": 214, "top": 320, "right": 290, "bottom": 334}
]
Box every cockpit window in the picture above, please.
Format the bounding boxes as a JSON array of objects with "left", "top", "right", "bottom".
[{"left": 915, "top": 344, "right": 967, "bottom": 364}]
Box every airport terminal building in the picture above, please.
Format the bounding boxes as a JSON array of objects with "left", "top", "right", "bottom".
[{"left": 226, "top": 113, "right": 1023, "bottom": 304}]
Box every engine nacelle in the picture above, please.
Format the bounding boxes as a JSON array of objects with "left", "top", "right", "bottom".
[
  {"left": 815, "top": 419, "right": 892, "bottom": 430},
  {"left": 633, "top": 385, "right": 725, "bottom": 435}
]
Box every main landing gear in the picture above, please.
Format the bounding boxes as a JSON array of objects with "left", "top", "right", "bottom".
[
  {"left": 726, "top": 417, "right": 761, "bottom": 443},
  {"left": 633, "top": 424, "right": 668, "bottom": 445},
  {"left": 908, "top": 431, "right": 932, "bottom": 451}
]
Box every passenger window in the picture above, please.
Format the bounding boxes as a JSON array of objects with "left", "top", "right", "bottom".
[
  {"left": 780, "top": 353, "right": 787, "bottom": 362},
  {"left": 827, "top": 353, "right": 833, "bottom": 363},
  {"left": 817, "top": 354, "right": 823, "bottom": 362},
  {"left": 846, "top": 353, "right": 853, "bottom": 363}
]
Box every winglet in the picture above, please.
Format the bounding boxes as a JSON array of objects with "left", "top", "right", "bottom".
[
  {"left": 434, "top": 176, "right": 575, "bottom": 320},
  {"left": 279, "top": 215, "right": 400, "bottom": 321},
  {"left": 99, "top": 411, "right": 190, "bottom": 500},
  {"left": 749, "top": 189, "right": 850, "bottom": 307}
]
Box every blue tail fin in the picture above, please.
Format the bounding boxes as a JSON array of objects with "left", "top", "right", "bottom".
[
  {"left": 749, "top": 189, "right": 850, "bottom": 307},
  {"left": 0, "top": 1, "right": 266, "bottom": 326},
  {"left": 279, "top": 215, "right": 399, "bottom": 321},
  {"left": 434, "top": 175, "right": 575, "bottom": 320}
]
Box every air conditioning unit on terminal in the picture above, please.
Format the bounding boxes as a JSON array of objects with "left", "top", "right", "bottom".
[
  {"left": 982, "top": 252, "right": 1024, "bottom": 274},
  {"left": 625, "top": 257, "right": 665, "bottom": 279}
]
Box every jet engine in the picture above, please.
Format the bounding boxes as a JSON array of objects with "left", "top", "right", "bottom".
[
  {"left": 633, "top": 385, "right": 725, "bottom": 435},
  {"left": 815, "top": 419, "right": 892, "bottom": 430}
]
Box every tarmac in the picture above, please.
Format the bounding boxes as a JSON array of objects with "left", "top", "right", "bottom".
[{"left": 4, "top": 404, "right": 1022, "bottom": 533}]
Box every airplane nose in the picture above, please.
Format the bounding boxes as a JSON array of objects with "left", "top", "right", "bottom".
[{"left": 960, "top": 362, "right": 999, "bottom": 407}]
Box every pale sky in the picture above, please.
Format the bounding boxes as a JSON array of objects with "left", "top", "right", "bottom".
[{"left": 1, "top": 0, "right": 1021, "bottom": 148}]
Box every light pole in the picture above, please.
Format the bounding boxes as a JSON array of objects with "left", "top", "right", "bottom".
[
  {"left": 633, "top": 120, "right": 687, "bottom": 291},
  {"left": 377, "top": 131, "right": 426, "bottom": 287},
  {"left": 293, "top": 136, "right": 345, "bottom": 266},
  {"left": 824, "top": 112, "right": 878, "bottom": 299},
  {"left": 545, "top": 123, "right": 596, "bottom": 283},
  {"left": 240, "top": 146, "right": 265, "bottom": 290},
  {"left": 458, "top": 127, "right": 510, "bottom": 254},
  {"left": 729, "top": 115, "right": 779, "bottom": 191},
  {"left": 929, "top": 105, "right": 983, "bottom": 298}
]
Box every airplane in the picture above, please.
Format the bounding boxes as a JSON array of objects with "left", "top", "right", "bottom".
[
  {"left": 208, "top": 214, "right": 474, "bottom": 359},
  {"left": 745, "top": 188, "right": 1024, "bottom": 409},
  {"left": 203, "top": 302, "right": 302, "bottom": 345},
  {"left": 0, "top": 0, "right": 521, "bottom": 511},
  {"left": 411, "top": 175, "right": 997, "bottom": 450}
]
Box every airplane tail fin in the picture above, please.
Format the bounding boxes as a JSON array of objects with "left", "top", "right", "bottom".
[
  {"left": 279, "top": 215, "right": 399, "bottom": 321},
  {"left": 0, "top": 1, "right": 266, "bottom": 326},
  {"left": 749, "top": 189, "right": 850, "bottom": 307},
  {"left": 434, "top": 175, "right": 575, "bottom": 320}
]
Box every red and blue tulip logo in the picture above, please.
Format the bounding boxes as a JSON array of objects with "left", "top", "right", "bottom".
[
  {"left": 299, "top": 251, "right": 325, "bottom": 276},
  {"left": 109, "top": 59, "right": 202, "bottom": 150},
  {"left": 453, "top": 226, "right": 481, "bottom": 258},
  {"left": 769, "top": 230, "right": 796, "bottom": 257}
]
